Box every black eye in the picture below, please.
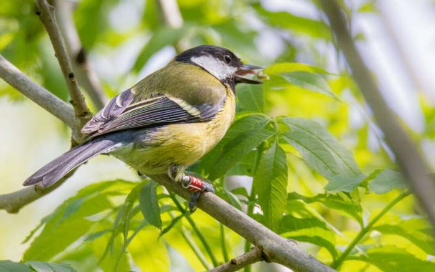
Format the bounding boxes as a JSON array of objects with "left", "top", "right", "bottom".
[{"left": 224, "top": 54, "right": 232, "bottom": 64}]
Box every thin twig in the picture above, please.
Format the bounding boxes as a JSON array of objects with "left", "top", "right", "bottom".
[
  {"left": 208, "top": 247, "right": 263, "bottom": 272},
  {"left": 54, "top": 0, "right": 108, "bottom": 110},
  {"left": 332, "top": 191, "right": 410, "bottom": 268},
  {"left": 319, "top": 0, "right": 435, "bottom": 233},
  {"left": 35, "top": 0, "right": 92, "bottom": 128},
  {"left": 0, "top": 54, "right": 75, "bottom": 129}
]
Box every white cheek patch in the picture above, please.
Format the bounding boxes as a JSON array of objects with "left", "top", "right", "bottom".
[{"left": 191, "top": 55, "right": 237, "bottom": 80}]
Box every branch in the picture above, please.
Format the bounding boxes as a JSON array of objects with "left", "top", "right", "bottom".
[
  {"left": 54, "top": 0, "right": 108, "bottom": 110},
  {"left": 35, "top": 0, "right": 92, "bottom": 128},
  {"left": 319, "top": 0, "right": 435, "bottom": 231},
  {"left": 208, "top": 247, "right": 263, "bottom": 272},
  {"left": 0, "top": 55, "right": 75, "bottom": 129},
  {"left": 150, "top": 174, "right": 336, "bottom": 272}
]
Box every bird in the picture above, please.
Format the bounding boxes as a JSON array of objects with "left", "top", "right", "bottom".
[{"left": 23, "top": 45, "right": 263, "bottom": 210}]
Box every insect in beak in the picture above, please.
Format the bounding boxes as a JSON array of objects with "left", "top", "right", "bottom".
[{"left": 235, "top": 64, "right": 264, "bottom": 84}]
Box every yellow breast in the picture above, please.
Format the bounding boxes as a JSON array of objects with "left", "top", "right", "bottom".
[{"left": 120, "top": 86, "right": 236, "bottom": 175}]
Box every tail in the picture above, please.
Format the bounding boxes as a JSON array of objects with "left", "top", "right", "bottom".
[{"left": 24, "top": 136, "right": 123, "bottom": 187}]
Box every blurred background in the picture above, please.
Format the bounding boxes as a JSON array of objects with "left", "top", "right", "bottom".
[{"left": 1, "top": 0, "right": 435, "bottom": 271}]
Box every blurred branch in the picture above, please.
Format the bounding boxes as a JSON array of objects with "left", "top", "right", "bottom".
[
  {"left": 319, "top": 0, "right": 435, "bottom": 232},
  {"left": 54, "top": 0, "right": 108, "bottom": 110},
  {"left": 155, "top": 0, "right": 185, "bottom": 53},
  {"left": 35, "top": 0, "right": 92, "bottom": 129},
  {"left": 150, "top": 174, "right": 336, "bottom": 272},
  {"left": 0, "top": 55, "right": 75, "bottom": 129},
  {"left": 208, "top": 247, "right": 263, "bottom": 272}
]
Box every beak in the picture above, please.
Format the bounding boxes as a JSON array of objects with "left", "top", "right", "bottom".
[{"left": 235, "top": 64, "right": 264, "bottom": 84}]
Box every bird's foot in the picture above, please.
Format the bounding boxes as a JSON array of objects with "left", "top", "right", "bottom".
[{"left": 180, "top": 174, "right": 214, "bottom": 213}]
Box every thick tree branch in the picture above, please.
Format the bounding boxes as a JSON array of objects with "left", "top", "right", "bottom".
[
  {"left": 150, "top": 174, "right": 335, "bottom": 272},
  {"left": 208, "top": 247, "right": 263, "bottom": 272},
  {"left": 319, "top": 0, "right": 435, "bottom": 231},
  {"left": 54, "top": 0, "right": 108, "bottom": 110},
  {"left": 35, "top": 0, "right": 92, "bottom": 129},
  {"left": 0, "top": 55, "right": 75, "bottom": 129}
]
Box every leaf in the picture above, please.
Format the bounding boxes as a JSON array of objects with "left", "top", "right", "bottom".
[
  {"left": 254, "top": 141, "right": 288, "bottom": 231},
  {"left": 288, "top": 192, "right": 363, "bottom": 226},
  {"left": 253, "top": 4, "right": 331, "bottom": 39},
  {"left": 265, "top": 63, "right": 331, "bottom": 75},
  {"left": 26, "top": 261, "right": 76, "bottom": 272},
  {"left": 374, "top": 219, "right": 435, "bottom": 255},
  {"left": 236, "top": 84, "right": 264, "bottom": 113},
  {"left": 133, "top": 26, "right": 187, "bottom": 72},
  {"left": 281, "top": 118, "right": 363, "bottom": 192},
  {"left": 368, "top": 169, "right": 407, "bottom": 194},
  {"left": 280, "top": 71, "right": 336, "bottom": 98},
  {"left": 192, "top": 114, "right": 271, "bottom": 176},
  {"left": 209, "top": 128, "right": 274, "bottom": 180},
  {"left": 139, "top": 180, "right": 162, "bottom": 230},
  {"left": 348, "top": 246, "right": 435, "bottom": 272},
  {"left": 223, "top": 189, "right": 243, "bottom": 211},
  {"left": 278, "top": 215, "right": 338, "bottom": 258},
  {"left": 0, "top": 261, "right": 32, "bottom": 272}
]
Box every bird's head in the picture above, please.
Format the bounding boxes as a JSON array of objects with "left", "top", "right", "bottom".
[{"left": 175, "top": 45, "right": 263, "bottom": 86}]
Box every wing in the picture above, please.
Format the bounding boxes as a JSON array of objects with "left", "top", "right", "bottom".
[{"left": 81, "top": 89, "right": 225, "bottom": 138}]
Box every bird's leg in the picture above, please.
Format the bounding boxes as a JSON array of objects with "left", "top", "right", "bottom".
[{"left": 168, "top": 166, "right": 215, "bottom": 212}]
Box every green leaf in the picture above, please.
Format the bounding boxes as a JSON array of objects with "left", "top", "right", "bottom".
[
  {"left": 0, "top": 260, "right": 32, "bottom": 272},
  {"left": 223, "top": 189, "right": 243, "bottom": 211},
  {"left": 368, "top": 169, "right": 407, "bottom": 194},
  {"left": 288, "top": 192, "right": 363, "bottom": 226},
  {"left": 236, "top": 84, "right": 264, "bottom": 113},
  {"left": 278, "top": 215, "right": 338, "bottom": 258},
  {"left": 348, "top": 246, "right": 435, "bottom": 272},
  {"left": 280, "top": 71, "right": 336, "bottom": 98},
  {"left": 253, "top": 4, "right": 331, "bottom": 39},
  {"left": 254, "top": 141, "right": 288, "bottom": 231},
  {"left": 192, "top": 114, "right": 271, "bottom": 176},
  {"left": 139, "top": 180, "right": 162, "bottom": 230},
  {"left": 26, "top": 261, "right": 76, "bottom": 272},
  {"left": 265, "top": 62, "right": 331, "bottom": 75},
  {"left": 373, "top": 218, "right": 435, "bottom": 255},
  {"left": 209, "top": 128, "right": 274, "bottom": 180},
  {"left": 133, "top": 26, "right": 187, "bottom": 72},
  {"left": 281, "top": 118, "right": 363, "bottom": 192}
]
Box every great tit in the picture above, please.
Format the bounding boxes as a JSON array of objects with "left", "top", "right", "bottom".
[{"left": 23, "top": 45, "right": 263, "bottom": 208}]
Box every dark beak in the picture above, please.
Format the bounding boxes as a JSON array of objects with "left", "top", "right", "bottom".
[{"left": 235, "top": 64, "right": 263, "bottom": 84}]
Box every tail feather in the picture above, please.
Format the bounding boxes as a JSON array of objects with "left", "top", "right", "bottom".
[{"left": 24, "top": 137, "right": 122, "bottom": 187}]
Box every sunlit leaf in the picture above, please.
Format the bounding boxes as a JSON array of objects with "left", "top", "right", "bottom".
[
  {"left": 139, "top": 180, "right": 162, "bottom": 230},
  {"left": 236, "top": 84, "right": 264, "bottom": 113},
  {"left": 254, "top": 141, "right": 288, "bottom": 231},
  {"left": 281, "top": 71, "right": 336, "bottom": 98},
  {"left": 368, "top": 169, "right": 407, "bottom": 194},
  {"left": 265, "top": 63, "right": 330, "bottom": 76}
]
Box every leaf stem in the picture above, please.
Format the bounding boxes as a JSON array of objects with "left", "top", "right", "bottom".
[
  {"left": 332, "top": 191, "right": 410, "bottom": 268},
  {"left": 220, "top": 223, "right": 229, "bottom": 262},
  {"left": 244, "top": 145, "right": 264, "bottom": 272},
  {"left": 170, "top": 193, "right": 219, "bottom": 266}
]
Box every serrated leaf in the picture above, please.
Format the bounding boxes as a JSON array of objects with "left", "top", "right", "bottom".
[
  {"left": 278, "top": 215, "right": 338, "bottom": 258},
  {"left": 281, "top": 71, "right": 336, "bottom": 98},
  {"left": 288, "top": 192, "right": 363, "bottom": 226},
  {"left": 368, "top": 169, "right": 407, "bottom": 194},
  {"left": 281, "top": 118, "right": 363, "bottom": 192},
  {"left": 26, "top": 261, "right": 76, "bottom": 272},
  {"left": 348, "top": 246, "right": 435, "bottom": 272},
  {"left": 265, "top": 62, "right": 330, "bottom": 75},
  {"left": 236, "top": 84, "right": 264, "bottom": 113},
  {"left": 139, "top": 181, "right": 162, "bottom": 230},
  {"left": 0, "top": 260, "right": 32, "bottom": 272},
  {"left": 254, "top": 141, "right": 288, "bottom": 231},
  {"left": 209, "top": 128, "right": 274, "bottom": 180}
]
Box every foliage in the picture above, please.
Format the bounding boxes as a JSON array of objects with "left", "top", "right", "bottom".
[{"left": 1, "top": 0, "right": 434, "bottom": 271}]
